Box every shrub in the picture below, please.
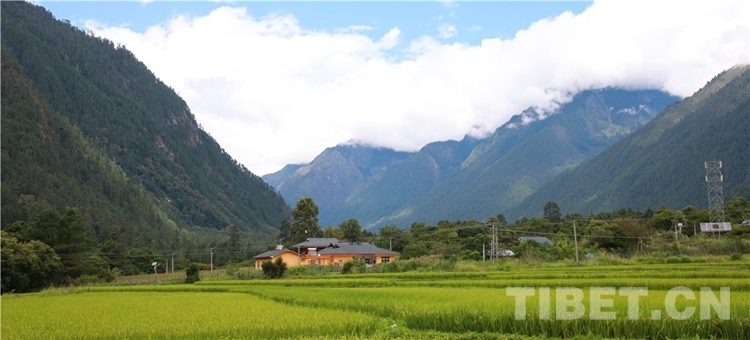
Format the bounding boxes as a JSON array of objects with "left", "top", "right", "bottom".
[
  {"left": 261, "top": 257, "right": 287, "bottom": 279},
  {"left": 285, "top": 265, "right": 339, "bottom": 277},
  {"left": 342, "top": 260, "right": 366, "bottom": 274},
  {"left": 185, "top": 263, "right": 200, "bottom": 283}
]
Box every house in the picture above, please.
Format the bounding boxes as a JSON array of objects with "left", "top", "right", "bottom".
[
  {"left": 291, "top": 238, "right": 340, "bottom": 257},
  {"left": 253, "top": 248, "right": 302, "bottom": 269},
  {"left": 253, "top": 238, "right": 400, "bottom": 269},
  {"left": 317, "top": 242, "right": 400, "bottom": 266},
  {"left": 518, "top": 236, "right": 554, "bottom": 246}
]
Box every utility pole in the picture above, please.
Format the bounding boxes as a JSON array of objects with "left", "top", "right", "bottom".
[
  {"left": 389, "top": 238, "right": 393, "bottom": 251},
  {"left": 489, "top": 223, "right": 499, "bottom": 261},
  {"left": 573, "top": 220, "right": 579, "bottom": 263},
  {"left": 171, "top": 252, "right": 177, "bottom": 273},
  {"left": 210, "top": 247, "right": 216, "bottom": 271}
]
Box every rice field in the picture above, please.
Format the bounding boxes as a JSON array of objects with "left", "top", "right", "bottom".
[{"left": 2, "top": 260, "right": 749, "bottom": 339}]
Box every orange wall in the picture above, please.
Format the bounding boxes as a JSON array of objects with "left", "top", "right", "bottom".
[
  {"left": 256, "top": 252, "right": 400, "bottom": 269},
  {"left": 254, "top": 251, "right": 301, "bottom": 270}
]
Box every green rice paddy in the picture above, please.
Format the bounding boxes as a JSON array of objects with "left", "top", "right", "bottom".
[{"left": 3, "top": 261, "right": 749, "bottom": 339}]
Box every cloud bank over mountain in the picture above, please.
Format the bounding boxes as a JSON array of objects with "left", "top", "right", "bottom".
[{"left": 85, "top": 0, "right": 749, "bottom": 175}]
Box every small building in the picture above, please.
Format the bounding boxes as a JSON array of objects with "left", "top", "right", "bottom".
[
  {"left": 699, "top": 222, "right": 732, "bottom": 234},
  {"left": 518, "top": 236, "right": 554, "bottom": 246},
  {"left": 253, "top": 248, "right": 301, "bottom": 269},
  {"left": 318, "top": 242, "right": 400, "bottom": 266},
  {"left": 253, "top": 239, "right": 400, "bottom": 269}
]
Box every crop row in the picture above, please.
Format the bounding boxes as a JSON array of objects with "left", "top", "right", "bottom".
[{"left": 1, "top": 291, "right": 380, "bottom": 340}]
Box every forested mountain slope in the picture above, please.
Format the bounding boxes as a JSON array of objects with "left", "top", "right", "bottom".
[
  {"left": 512, "top": 65, "right": 750, "bottom": 220},
  {"left": 376, "top": 88, "right": 679, "bottom": 227},
  {"left": 263, "top": 145, "right": 413, "bottom": 222},
  {"left": 325, "top": 137, "right": 481, "bottom": 227},
  {"left": 1, "top": 49, "right": 177, "bottom": 247},
  {"left": 1, "top": 2, "right": 288, "bottom": 235},
  {"left": 268, "top": 88, "right": 677, "bottom": 228}
]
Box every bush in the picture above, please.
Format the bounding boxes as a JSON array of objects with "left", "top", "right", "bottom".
[
  {"left": 185, "top": 263, "right": 200, "bottom": 283},
  {"left": 285, "top": 265, "right": 340, "bottom": 277},
  {"left": 261, "top": 257, "right": 287, "bottom": 279},
  {"left": 342, "top": 260, "right": 366, "bottom": 274}
]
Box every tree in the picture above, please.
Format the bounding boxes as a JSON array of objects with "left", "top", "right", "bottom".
[
  {"left": 55, "top": 208, "right": 97, "bottom": 278},
  {"left": 726, "top": 196, "right": 750, "bottom": 223},
  {"left": 375, "top": 225, "right": 409, "bottom": 252},
  {"left": 185, "top": 262, "right": 200, "bottom": 283},
  {"left": 1, "top": 231, "right": 63, "bottom": 293},
  {"left": 543, "top": 202, "right": 561, "bottom": 223},
  {"left": 290, "top": 197, "right": 322, "bottom": 244},
  {"left": 649, "top": 205, "right": 681, "bottom": 231},
  {"left": 323, "top": 226, "right": 344, "bottom": 240},
  {"left": 278, "top": 216, "right": 292, "bottom": 243},
  {"left": 260, "top": 257, "right": 287, "bottom": 279},
  {"left": 225, "top": 225, "right": 242, "bottom": 262},
  {"left": 339, "top": 218, "right": 362, "bottom": 242}
]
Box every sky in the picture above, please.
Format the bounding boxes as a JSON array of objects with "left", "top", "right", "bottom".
[{"left": 39, "top": 1, "right": 750, "bottom": 176}]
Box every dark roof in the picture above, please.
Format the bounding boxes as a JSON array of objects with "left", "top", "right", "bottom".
[
  {"left": 518, "top": 236, "right": 554, "bottom": 245},
  {"left": 291, "top": 238, "right": 340, "bottom": 248},
  {"left": 253, "top": 249, "right": 298, "bottom": 259},
  {"left": 318, "top": 242, "right": 399, "bottom": 256}
]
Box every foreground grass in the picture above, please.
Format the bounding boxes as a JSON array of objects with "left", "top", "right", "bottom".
[
  {"left": 2, "top": 259, "right": 749, "bottom": 339},
  {"left": 1, "top": 291, "right": 381, "bottom": 339}
]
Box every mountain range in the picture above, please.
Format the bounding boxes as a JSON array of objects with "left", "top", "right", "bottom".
[
  {"left": 514, "top": 65, "right": 750, "bottom": 219},
  {"left": 265, "top": 88, "right": 685, "bottom": 228}
]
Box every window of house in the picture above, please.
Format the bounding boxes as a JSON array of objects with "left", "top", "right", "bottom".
[
  {"left": 381, "top": 257, "right": 390, "bottom": 263},
  {"left": 364, "top": 258, "right": 371, "bottom": 264}
]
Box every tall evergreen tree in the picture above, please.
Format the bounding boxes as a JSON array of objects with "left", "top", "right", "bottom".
[
  {"left": 543, "top": 201, "right": 561, "bottom": 223},
  {"left": 290, "top": 197, "right": 322, "bottom": 244}
]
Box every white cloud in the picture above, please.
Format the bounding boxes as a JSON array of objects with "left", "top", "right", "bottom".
[
  {"left": 438, "top": 23, "right": 457, "bottom": 39},
  {"left": 85, "top": 1, "right": 749, "bottom": 176}
]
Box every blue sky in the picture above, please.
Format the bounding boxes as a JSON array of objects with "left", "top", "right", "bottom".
[
  {"left": 42, "top": 1, "right": 592, "bottom": 46},
  {"left": 36, "top": 1, "right": 750, "bottom": 176}
]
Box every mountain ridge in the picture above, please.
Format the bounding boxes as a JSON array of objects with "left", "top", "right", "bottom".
[
  {"left": 510, "top": 64, "right": 750, "bottom": 220},
  {"left": 266, "top": 87, "right": 679, "bottom": 228}
]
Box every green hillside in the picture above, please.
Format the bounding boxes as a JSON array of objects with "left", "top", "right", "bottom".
[
  {"left": 363, "top": 89, "right": 678, "bottom": 228},
  {"left": 1, "top": 49, "right": 177, "bottom": 247},
  {"left": 1, "top": 2, "right": 288, "bottom": 234},
  {"left": 263, "top": 145, "right": 412, "bottom": 225},
  {"left": 513, "top": 65, "right": 750, "bottom": 220},
  {"left": 327, "top": 137, "right": 480, "bottom": 227}
]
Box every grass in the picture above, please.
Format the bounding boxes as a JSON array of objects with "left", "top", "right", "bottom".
[
  {"left": 1, "top": 291, "right": 381, "bottom": 339},
  {"left": 2, "top": 259, "right": 749, "bottom": 339}
]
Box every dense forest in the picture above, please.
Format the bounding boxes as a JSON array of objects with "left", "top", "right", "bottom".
[
  {"left": 1, "top": 2, "right": 289, "bottom": 291},
  {"left": 1, "top": 2, "right": 288, "bottom": 235}
]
